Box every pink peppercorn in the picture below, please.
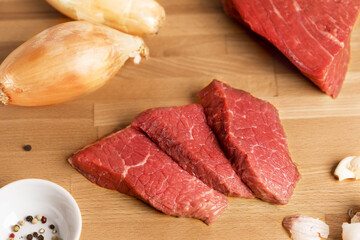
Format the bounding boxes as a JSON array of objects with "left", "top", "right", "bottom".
[
  {"left": 41, "top": 216, "right": 47, "bottom": 224},
  {"left": 9, "top": 233, "right": 15, "bottom": 238}
]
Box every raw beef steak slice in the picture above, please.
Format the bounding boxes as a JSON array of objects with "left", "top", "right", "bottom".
[
  {"left": 223, "top": 0, "right": 360, "bottom": 98},
  {"left": 198, "top": 80, "right": 300, "bottom": 204},
  {"left": 69, "top": 127, "right": 228, "bottom": 224},
  {"left": 132, "top": 104, "right": 254, "bottom": 198}
]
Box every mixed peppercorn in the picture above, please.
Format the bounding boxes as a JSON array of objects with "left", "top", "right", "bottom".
[
  {"left": 8, "top": 215, "right": 59, "bottom": 240},
  {"left": 22, "top": 145, "right": 32, "bottom": 152}
]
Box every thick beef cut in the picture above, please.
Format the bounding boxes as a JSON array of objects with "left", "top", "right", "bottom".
[
  {"left": 69, "top": 127, "right": 228, "bottom": 224},
  {"left": 132, "top": 104, "right": 254, "bottom": 198},
  {"left": 223, "top": 0, "right": 360, "bottom": 98},
  {"left": 198, "top": 80, "right": 300, "bottom": 204}
]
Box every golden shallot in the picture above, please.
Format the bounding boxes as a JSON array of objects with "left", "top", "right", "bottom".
[
  {"left": 0, "top": 21, "right": 148, "bottom": 106},
  {"left": 46, "top": 0, "right": 166, "bottom": 36}
]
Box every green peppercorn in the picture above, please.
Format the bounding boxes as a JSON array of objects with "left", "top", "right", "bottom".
[{"left": 13, "top": 224, "right": 20, "bottom": 232}]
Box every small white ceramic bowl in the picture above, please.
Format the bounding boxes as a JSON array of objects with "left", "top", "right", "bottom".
[{"left": 0, "top": 179, "right": 82, "bottom": 239}]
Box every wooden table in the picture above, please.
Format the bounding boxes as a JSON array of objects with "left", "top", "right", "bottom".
[{"left": 1, "top": 0, "right": 360, "bottom": 239}]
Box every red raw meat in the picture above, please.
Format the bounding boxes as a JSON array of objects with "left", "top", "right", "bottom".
[
  {"left": 198, "top": 80, "right": 300, "bottom": 204},
  {"left": 223, "top": 0, "right": 360, "bottom": 98},
  {"left": 68, "top": 127, "right": 228, "bottom": 224},
  {"left": 132, "top": 104, "right": 254, "bottom": 198}
]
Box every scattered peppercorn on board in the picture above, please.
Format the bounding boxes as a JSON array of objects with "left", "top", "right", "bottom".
[{"left": 1, "top": 0, "right": 360, "bottom": 239}]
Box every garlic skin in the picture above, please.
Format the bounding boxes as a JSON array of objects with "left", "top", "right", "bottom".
[
  {"left": 351, "top": 212, "right": 360, "bottom": 223},
  {"left": 46, "top": 0, "right": 166, "bottom": 36},
  {"left": 283, "top": 215, "right": 329, "bottom": 240},
  {"left": 334, "top": 156, "right": 360, "bottom": 181},
  {"left": 0, "top": 21, "right": 148, "bottom": 106},
  {"left": 342, "top": 212, "right": 360, "bottom": 240}
]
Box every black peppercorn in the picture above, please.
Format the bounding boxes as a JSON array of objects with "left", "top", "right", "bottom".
[
  {"left": 26, "top": 216, "right": 33, "bottom": 222},
  {"left": 33, "top": 232, "right": 38, "bottom": 238},
  {"left": 38, "top": 235, "right": 44, "bottom": 240},
  {"left": 23, "top": 145, "right": 32, "bottom": 151},
  {"left": 49, "top": 224, "right": 55, "bottom": 229},
  {"left": 26, "top": 234, "right": 33, "bottom": 240}
]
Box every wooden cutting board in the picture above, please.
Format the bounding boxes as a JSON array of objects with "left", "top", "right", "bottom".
[{"left": 1, "top": 0, "right": 360, "bottom": 239}]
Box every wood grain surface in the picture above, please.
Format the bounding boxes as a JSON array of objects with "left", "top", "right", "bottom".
[{"left": 1, "top": 0, "right": 360, "bottom": 239}]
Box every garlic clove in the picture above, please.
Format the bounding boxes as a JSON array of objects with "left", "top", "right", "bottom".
[
  {"left": 334, "top": 156, "right": 360, "bottom": 181},
  {"left": 46, "top": 0, "right": 166, "bottom": 36},
  {"left": 0, "top": 21, "right": 148, "bottom": 106},
  {"left": 283, "top": 215, "right": 329, "bottom": 240},
  {"left": 342, "top": 223, "right": 360, "bottom": 240},
  {"left": 342, "top": 212, "right": 360, "bottom": 240}
]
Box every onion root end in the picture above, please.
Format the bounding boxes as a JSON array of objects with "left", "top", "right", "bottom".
[
  {"left": 0, "top": 86, "right": 9, "bottom": 105},
  {"left": 132, "top": 44, "right": 149, "bottom": 64}
]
